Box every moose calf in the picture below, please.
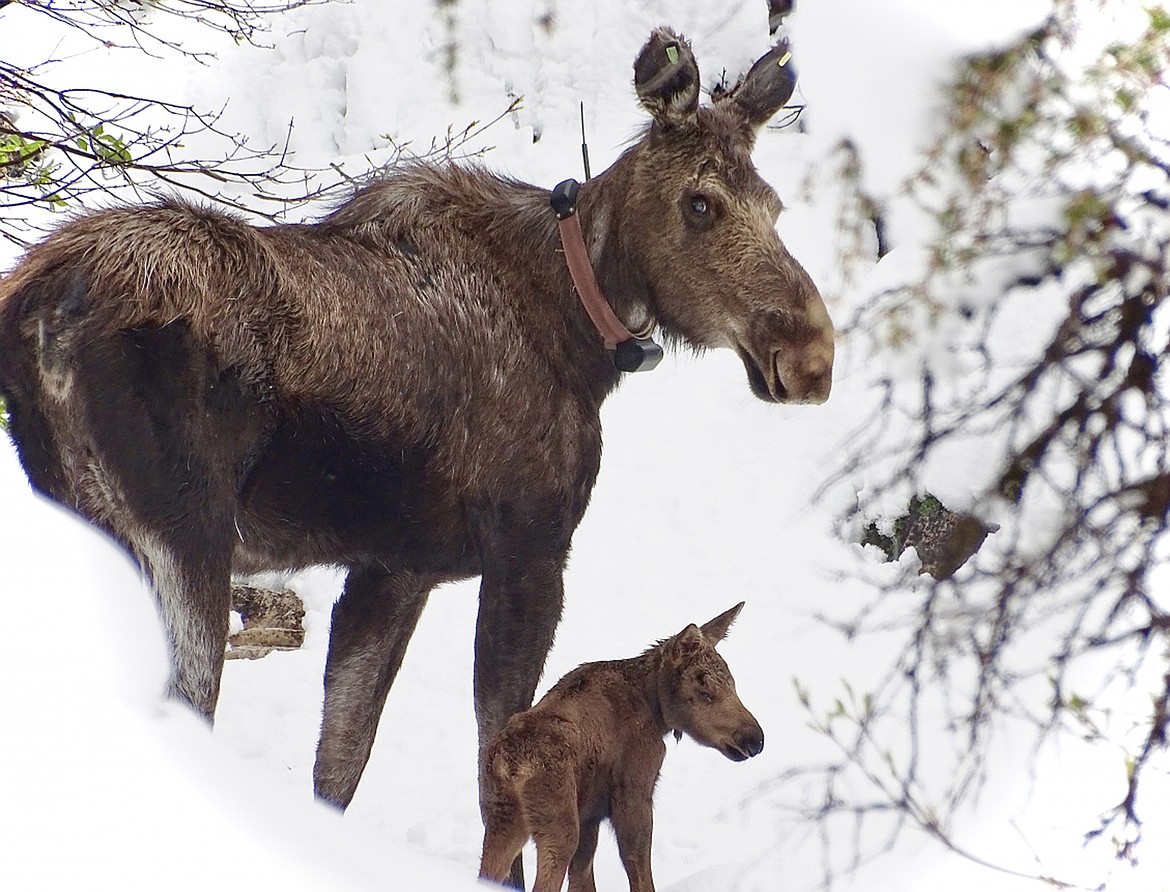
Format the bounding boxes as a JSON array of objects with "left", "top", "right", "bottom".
[{"left": 479, "top": 602, "right": 763, "bottom": 892}]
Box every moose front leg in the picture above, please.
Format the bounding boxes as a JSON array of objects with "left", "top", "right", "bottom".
[
  {"left": 472, "top": 552, "right": 565, "bottom": 747},
  {"left": 314, "top": 566, "right": 434, "bottom": 809},
  {"left": 470, "top": 497, "right": 572, "bottom": 748},
  {"left": 472, "top": 504, "right": 572, "bottom": 890}
]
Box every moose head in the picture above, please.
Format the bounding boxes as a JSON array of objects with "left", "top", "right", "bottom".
[{"left": 597, "top": 28, "right": 834, "bottom": 404}]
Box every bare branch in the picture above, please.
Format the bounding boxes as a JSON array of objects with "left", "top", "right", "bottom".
[{"left": 791, "top": 4, "right": 1170, "bottom": 886}]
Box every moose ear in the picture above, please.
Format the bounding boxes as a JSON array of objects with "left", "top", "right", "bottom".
[
  {"left": 725, "top": 39, "right": 797, "bottom": 129},
  {"left": 699, "top": 602, "right": 745, "bottom": 645},
  {"left": 634, "top": 27, "right": 700, "bottom": 128}
]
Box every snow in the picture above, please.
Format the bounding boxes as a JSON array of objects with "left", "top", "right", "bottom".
[
  {"left": 793, "top": 0, "right": 1051, "bottom": 199},
  {"left": 2, "top": 1, "right": 1169, "bottom": 891},
  {"left": 0, "top": 438, "right": 479, "bottom": 892}
]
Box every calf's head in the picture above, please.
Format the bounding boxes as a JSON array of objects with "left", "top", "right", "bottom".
[
  {"left": 622, "top": 29, "right": 833, "bottom": 404},
  {"left": 658, "top": 601, "right": 764, "bottom": 761}
]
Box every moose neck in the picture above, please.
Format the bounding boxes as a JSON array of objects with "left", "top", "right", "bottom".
[{"left": 570, "top": 148, "right": 656, "bottom": 346}]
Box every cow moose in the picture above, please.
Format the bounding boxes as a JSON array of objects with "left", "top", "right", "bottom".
[
  {"left": 0, "top": 26, "right": 831, "bottom": 822},
  {"left": 479, "top": 602, "right": 762, "bottom": 892}
]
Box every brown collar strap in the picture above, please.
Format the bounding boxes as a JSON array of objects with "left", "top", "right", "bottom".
[{"left": 551, "top": 179, "right": 663, "bottom": 373}]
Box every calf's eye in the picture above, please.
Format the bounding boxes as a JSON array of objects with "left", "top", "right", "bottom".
[{"left": 690, "top": 195, "right": 709, "bottom": 215}]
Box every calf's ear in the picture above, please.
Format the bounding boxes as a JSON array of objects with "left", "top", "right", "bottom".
[
  {"left": 670, "top": 623, "right": 704, "bottom": 658},
  {"left": 635, "top": 27, "right": 700, "bottom": 129},
  {"left": 699, "top": 602, "right": 745, "bottom": 644}
]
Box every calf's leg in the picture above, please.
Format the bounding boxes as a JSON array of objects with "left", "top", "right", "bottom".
[
  {"left": 313, "top": 566, "right": 433, "bottom": 808},
  {"left": 612, "top": 796, "right": 657, "bottom": 892},
  {"left": 479, "top": 792, "right": 529, "bottom": 888},
  {"left": 567, "top": 819, "right": 601, "bottom": 892},
  {"left": 527, "top": 787, "right": 579, "bottom": 892}
]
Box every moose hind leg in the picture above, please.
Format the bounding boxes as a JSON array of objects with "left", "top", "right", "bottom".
[
  {"left": 69, "top": 324, "right": 251, "bottom": 720},
  {"left": 139, "top": 534, "right": 233, "bottom": 718},
  {"left": 314, "top": 566, "right": 433, "bottom": 808}
]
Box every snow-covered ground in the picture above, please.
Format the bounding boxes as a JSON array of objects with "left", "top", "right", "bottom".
[{"left": 2, "top": 1, "right": 1168, "bottom": 890}]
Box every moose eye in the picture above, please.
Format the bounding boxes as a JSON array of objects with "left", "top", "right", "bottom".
[{"left": 682, "top": 193, "right": 716, "bottom": 231}]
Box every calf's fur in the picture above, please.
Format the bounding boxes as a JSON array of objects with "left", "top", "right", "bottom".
[{"left": 479, "top": 602, "right": 762, "bottom": 892}]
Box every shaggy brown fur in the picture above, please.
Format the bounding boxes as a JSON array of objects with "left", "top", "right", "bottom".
[
  {"left": 0, "top": 27, "right": 829, "bottom": 853},
  {"left": 479, "top": 602, "right": 762, "bottom": 892}
]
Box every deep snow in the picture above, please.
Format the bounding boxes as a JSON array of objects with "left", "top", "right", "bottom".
[{"left": 2, "top": 1, "right": 1168, "bottom": 890}]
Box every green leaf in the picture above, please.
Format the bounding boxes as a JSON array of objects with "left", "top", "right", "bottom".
[{"left": 94, "top": 130, "right": 132, "bottom": 165}]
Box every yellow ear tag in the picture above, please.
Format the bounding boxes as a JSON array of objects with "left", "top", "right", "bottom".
[
  {"left": 777, "top": 50, "right": 792, "bottom": 67},
  {"left": 666, "top": 44, "right": 679, "bottom": 65}
]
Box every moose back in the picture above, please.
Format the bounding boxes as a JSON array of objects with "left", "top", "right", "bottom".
[{"left": 0, "top": 28, "right": 833, "bottom": 810}]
